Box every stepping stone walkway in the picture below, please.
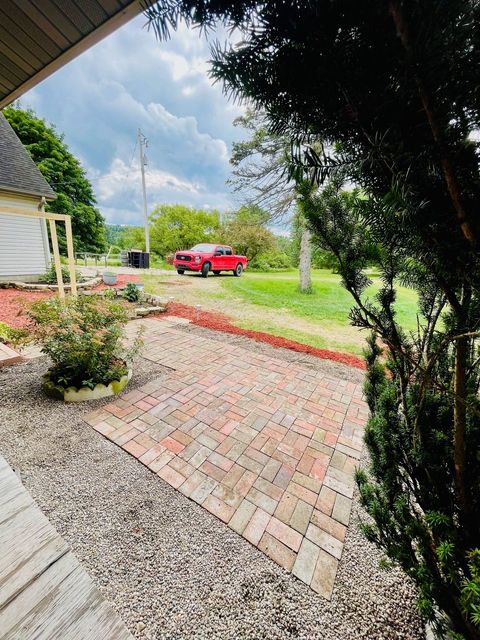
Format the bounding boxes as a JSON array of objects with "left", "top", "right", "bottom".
[{"left": 84, "top": 318, "right": 368, "bottom": 599}]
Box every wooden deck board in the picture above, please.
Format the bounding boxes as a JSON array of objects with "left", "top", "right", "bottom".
[
  {"left": 0, "top": 456, "right": 133, "bottom": 639},
  {"left": 0, "top": 343, "right": 23, "bottom": 368}
]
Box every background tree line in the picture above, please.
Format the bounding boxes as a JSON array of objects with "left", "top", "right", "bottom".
[
  {"left": 4, "top": 106, "right": 106, "bottom": 255},
  {"left": 106, "top": 201, "right": 339, "bottom": 272}
]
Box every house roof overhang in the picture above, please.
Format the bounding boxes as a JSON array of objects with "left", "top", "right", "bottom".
[{"left": 0, "top": 0, "right": 145, "bottom": 110}]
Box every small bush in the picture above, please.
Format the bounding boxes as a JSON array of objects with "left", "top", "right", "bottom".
[
  {"left": 249, "top": 251, "right": 293, "bottom": 271},
  {"left": 27, "top": 295, "right": 142, "bottom": 389},
  {"left": 123, "top": 282, "right": 141, "bottom": 302},
  {"left": 39, "top": 262, "right": 80, "bottom": 284},
  {"left": 0, "top": 321, "right": 28, "bottom": 347}
]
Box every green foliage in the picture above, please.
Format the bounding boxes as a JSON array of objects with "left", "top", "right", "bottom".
[
  {"left": 122, "top": 282, "right": 140, "bottom": 302},
  {"left": 462, "top": 551, "right": 480, "bottom": 629},
  {"left": 4, "top": 106, "right": 106, "bottom": 254},
  {"left": 248, "top": 251, "right": 292, "bottom": 271},
  {"left": 39, "top": 262, "right": 80, "bottom": 284},
  {"left": 299, "top": 179, "right": 480, "bottom": 639},
  {"left": 0, "top": 321, "right": 28, "bottom": 347},
  {"left": 221, "top": 204, "right": 276, "bottom": 261},
  {"left": 119, "top": 225, "right": 146, "bottom": 251},
  {"left": 27, "top": 295, "right": 142, "bottom": 389},
  {"left": 149, "top": 204, "right": 220, "bottom": 257},
  {"left": 105, "top": 224, "right": 127, "bottom": 247}
]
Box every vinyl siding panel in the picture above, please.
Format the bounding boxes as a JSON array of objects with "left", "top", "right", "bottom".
[{"left": 0, "top": 192, "right": 50, "bottom": 279}]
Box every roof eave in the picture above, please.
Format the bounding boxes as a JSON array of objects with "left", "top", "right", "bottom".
[
  {"left": 0, "top": 184, "right": 56, "bottom": 201},
  {"left": 0, "top": 1, "right": 143, "bottom": 110}
]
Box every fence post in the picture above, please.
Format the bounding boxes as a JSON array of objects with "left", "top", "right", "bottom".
[
  {"left": 48, "top": 219, "right": 65, "bottom": 300},
  {"left": 65, "top": 216, "right": 77, "bottom": 296}
]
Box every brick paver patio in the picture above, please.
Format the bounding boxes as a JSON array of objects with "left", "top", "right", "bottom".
[{"left": 84, "top": 318, "right": 368, "bottom": 598}]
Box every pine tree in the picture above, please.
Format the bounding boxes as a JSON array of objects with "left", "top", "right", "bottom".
[
  {"left": 145, "top": 2, "right": 480, "bottom": 635},
  {"left": 297, "top": 178, "right": 480, "bottom": 639}
]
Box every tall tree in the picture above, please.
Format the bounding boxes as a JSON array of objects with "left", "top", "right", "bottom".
[
  {"left": 221, "top": 204, "right": 276, "bottom": 261},
  {"left": 298, "top": 177, "right": 480, "bottom": 640},
  {"left": 149, "top": 203, "right": 220, "bottom": 257},
  {"left": 4, "top": 106, "right": 106, "bottom": 254},
  {"left": 145, "top": 2, "right": 480, "bottom": 636},
  {"left": 230, "top": 109, "right": 313, "bottom": 291}
]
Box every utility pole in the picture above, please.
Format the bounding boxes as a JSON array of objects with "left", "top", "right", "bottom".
[{"left": 137, "top": 128, "right": 150, "bottom": 253}]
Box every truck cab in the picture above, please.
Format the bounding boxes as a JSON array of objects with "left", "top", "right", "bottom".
[{"left": 173, "top": 244, "right": 248, "bottom": 278}]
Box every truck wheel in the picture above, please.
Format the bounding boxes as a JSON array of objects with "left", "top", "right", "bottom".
[
  {"left": 233, "top": 263, "right": 243, "bottom": 277},
  {"left": 213, "top": 270, "right": 221, "bottom": 275},
  {"left": 177, "top": 269, "right": 185, "bottom": 275},
  {"left": 201, "top": 262, "right": 210, "bottom": 278}
]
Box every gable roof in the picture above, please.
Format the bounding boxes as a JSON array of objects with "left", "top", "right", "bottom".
[{"left": 0, "top": 113, "right": 55, "bottom": 199}]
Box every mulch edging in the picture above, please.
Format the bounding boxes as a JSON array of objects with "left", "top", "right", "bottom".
[
  {"left": 162, "top": 302, "right": 366, "bottom": 370},
  {"left": 0, "top": 279, "right": 365, "bottom": 370},
  {"left": 0, "top": 274, "right": 140, "bottom": 328}
]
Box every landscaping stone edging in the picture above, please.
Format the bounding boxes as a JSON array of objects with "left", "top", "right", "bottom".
[
  {"left": 0, "top": 277, "right": 102, "bottom": 291},
  {"left": 82, "top": 287, "right": 170, "bottom": 318}
]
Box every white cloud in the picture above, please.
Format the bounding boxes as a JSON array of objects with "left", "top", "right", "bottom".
[
  {"left": 20, "top": 14, "right": 246, "bottom": 224},
  {"left": 97, "top": 157, "right": 201, "bottom": 202}
]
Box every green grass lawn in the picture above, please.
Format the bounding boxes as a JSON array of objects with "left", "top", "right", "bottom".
[
  {"left": 221, "top": 270, "right": 419, "bottom": 331},
  {"left": 143, "top": 268, "right": 419, "bottom": 356}
]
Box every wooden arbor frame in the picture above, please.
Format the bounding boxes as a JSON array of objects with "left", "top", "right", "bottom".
[{"left": 1, "top": 203, "right": 77, "bottom": 299}]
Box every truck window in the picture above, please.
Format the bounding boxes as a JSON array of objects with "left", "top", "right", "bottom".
[{"left": 224, "top": 247, "right": 232, "bottom": 255}]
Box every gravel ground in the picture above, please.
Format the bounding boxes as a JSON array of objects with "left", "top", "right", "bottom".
[{"left": 0, "top": 350, "right": 423, "bottom": 640}]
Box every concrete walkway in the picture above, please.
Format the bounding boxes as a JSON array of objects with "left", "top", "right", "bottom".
[{"left": 84, "top": 318, "right": 367, "bottom": 599}]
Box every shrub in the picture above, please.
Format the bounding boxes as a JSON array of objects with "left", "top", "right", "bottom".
[
  {"left": 27, "top": 295, "right": 142, "bottom": 389},
  {"left": 249, "top": 251, "right": 292, "bottom": 271},
  {"left": 39, "top": 262, "right": 80, "bottom": 284},
  {"left": 0, "top": 321, "right": 28, "bottom": 347},
  {"left": 123, "top": 282, "right": 140, "bottom": 302}
]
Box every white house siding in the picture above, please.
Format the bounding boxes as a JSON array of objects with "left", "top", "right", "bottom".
[{"left": 0, "top": 192, "right": 51, "bottom": 281}]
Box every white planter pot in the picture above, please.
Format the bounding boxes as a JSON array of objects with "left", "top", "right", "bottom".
[
  {"left": 102, "top": 273, "right": 118, "bottom": 286},
  {"left": 43, "top": 369, "right": 132, "bottom": 402}
]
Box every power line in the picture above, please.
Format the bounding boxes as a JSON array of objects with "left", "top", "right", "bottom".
[{"left": 124, "top": 137, "right": 138, "bottom": 182}]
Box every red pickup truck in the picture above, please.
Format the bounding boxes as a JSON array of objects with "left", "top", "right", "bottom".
[{"left": 173, "top": 244, "right": 248, "bottom": 278}]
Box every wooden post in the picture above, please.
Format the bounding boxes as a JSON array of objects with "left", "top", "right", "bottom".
[
  {"left": 64, "top": 216, "right": 77, "bottom": 296},
  {"left": 48, "top": 219, "right": 65, "bottom": 300}
]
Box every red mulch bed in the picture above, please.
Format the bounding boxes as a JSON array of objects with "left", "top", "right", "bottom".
[
  {"left": 163, "top": 302, "right": 365, "bottom": 370},
  {"left": 0, "top": 274, "right": 140, "bottom": 329},
  {"left": 96, "top": 274, "right": 139, "bottom": 291},
  {"left": 1, "top": 277, "right": 365, "bottom": 370}
]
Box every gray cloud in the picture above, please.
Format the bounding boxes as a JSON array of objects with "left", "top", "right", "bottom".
[{"left": 21, "top": 16, "right": 244, "bottom": 225}]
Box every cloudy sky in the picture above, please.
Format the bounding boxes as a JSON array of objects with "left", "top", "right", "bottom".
[{"left": 20, "top": 15, "right": 245, "bottom": 226}]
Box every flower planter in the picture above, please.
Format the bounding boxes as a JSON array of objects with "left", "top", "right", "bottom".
[
  {"left": 42, "top": 369, "right": 132, "bottom": 402},
  {"left": 102, "top": 272, "right": 118, "bottom": 286}
]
